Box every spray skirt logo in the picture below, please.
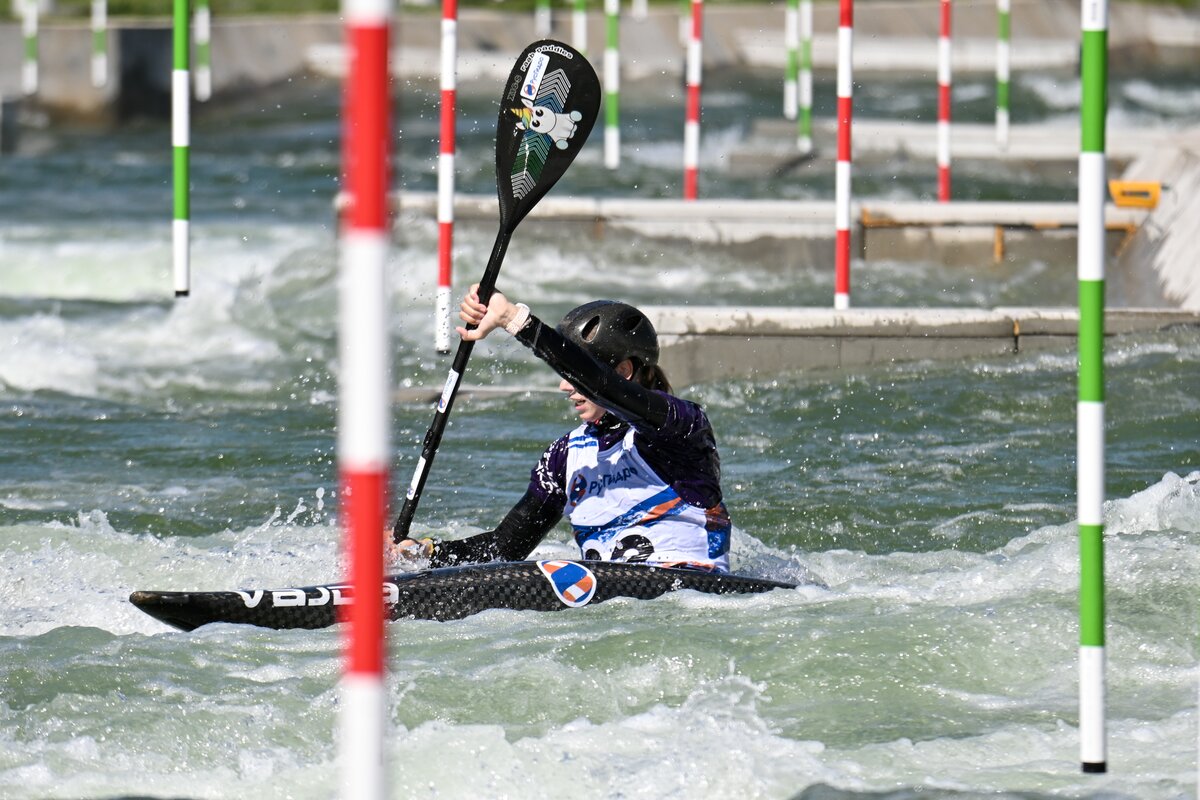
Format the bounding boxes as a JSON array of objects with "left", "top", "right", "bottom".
[
  {"left": 509, "top": 65, "right": 580, "bottom": 200},
  {"left": 537, "top": 560, "right": 597, "bottom": 608}
]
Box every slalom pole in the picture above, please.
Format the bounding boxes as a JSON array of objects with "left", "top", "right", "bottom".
[
  {"left": 937, "top": 0, "right": 952, "bottom": 202},
  {"left": 603, "top": 0, "right": 620, "bottom": 170},
  {"left": 535, "top": 0, "right": 551, "bottom": 38},
  {"left": 338, "top": 0, "right": 392, "bottom": 797},
  {"left": 573, "top": 0, "right": 587, "bottom": 56},
  {"left": 834, "top": 0, "right": 852, "bottom": 309},
  {"left": 632, "top": 0, "right": 647, "bottom": 19},
  {"left": 435, "top": 0, "right": 458, "bottom": 354},
  {"left": 996, "top": 0, "right": 1011, "bottom": 149},
  {"left": 195, "top": 0, "right": 212, "bottom": 102},
  {"left": 172, "top": 0, "right": 190, "bottom": 297},
  {"left": 21, "top": 0, "right": 37, "bottom": 96},
  {"left": 784, "top": 0, "right": 798, "bottom": 121},
  {"left": 1077, "top": 0, "right": 1108, "bottom": 776},
  {"left": 91, "top": 0, "right": 107, "bottom": 89},
  {"left": 682, "top": 0, "right": 703, "bottom": 200},
  {"left": 798, "top": 0, "right": 813, "bottom": 154}
]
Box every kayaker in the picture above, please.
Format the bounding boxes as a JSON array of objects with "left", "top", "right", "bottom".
[{"left": 392, "top": 285, "right": 732, "bottom": 573}]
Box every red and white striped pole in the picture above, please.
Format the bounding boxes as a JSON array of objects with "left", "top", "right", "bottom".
[
  {"left": 834, "top": 0, "right": 853, "bottom": 309},
  {"left": 435, "top": 0, "right": 457, "bottom": 354},
  {"left": 937, "top": 0, "right": 952, "bottom": 202},
  {"left": 338, "top": 0, "right": 391, "bottom": 798},
  {"left": 682, "top": 0, "right": 703, "bottom": 200}
]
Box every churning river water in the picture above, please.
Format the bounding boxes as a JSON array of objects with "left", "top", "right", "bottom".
[{"left": 1, "top": 53, "right": 1199, "bottom": 799}]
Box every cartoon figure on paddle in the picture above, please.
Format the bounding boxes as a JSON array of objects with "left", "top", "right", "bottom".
[
  {"left": 510, "top": 98, "right": 583, "bottom": 150},
  {"left": 507, "top": 62, "right": 583, "bottom": 200}
]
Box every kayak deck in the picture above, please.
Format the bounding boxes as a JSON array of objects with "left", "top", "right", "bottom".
[{"left": 130, "top": 560, "right": 798, "bottom": 631}]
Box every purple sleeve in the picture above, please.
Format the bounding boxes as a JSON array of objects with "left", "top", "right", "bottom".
[
  {"left": 528, "top": 433, "right": 569, "bottom": 507},
  {"left": 642, "top": 392, "right": 707, "bottom": 439},
  {"left": 633, "top": 393, "right": 725, "bottom": 509}
]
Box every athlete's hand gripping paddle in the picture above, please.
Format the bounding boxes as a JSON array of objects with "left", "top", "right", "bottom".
[{"left": 392, "top": 41, "right": 600, "bottom": 542}]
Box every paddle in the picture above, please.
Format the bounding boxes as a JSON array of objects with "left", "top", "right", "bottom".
[{"left": 392, "top": 40, "right": 601, "bottom": 542}]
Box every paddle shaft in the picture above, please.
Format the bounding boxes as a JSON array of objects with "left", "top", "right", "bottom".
[{"left": 392, "top": 225, "right": 512, "bottom": 541}]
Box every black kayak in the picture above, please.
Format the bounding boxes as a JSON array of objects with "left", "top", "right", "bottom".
[{"left": 129, "top": 559, "right": 798, "bottom": 631}]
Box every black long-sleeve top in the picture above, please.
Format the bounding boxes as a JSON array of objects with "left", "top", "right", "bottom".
[{"left": 428, "top": 313, "right": 724, "bottom": 567}]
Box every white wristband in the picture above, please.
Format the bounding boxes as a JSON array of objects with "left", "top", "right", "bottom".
[{"left": 503, "top": 303, "right": 530, "bottom": 335}]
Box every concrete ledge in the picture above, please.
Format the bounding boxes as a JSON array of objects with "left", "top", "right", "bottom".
[
  {"left": 737, "top": 33, "right": 1079, "bottom": 73},
  {"left": 641, "top": 306, "right": 1200, "bottom": 385},
  {"left": 392, "top": 191, "right": 1146, "bottom": 252},
  {"left": 740, "top": 120, "right": 1173, "bottom": 168},
  {"left": 396, "top": 191, "right": 1148, "bottom": 229},
  {"left": 859, "top": 200, "right": 1148, "bottom": 231}
]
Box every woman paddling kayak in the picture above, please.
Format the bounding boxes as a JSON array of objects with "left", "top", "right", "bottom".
[{"left": 394, "top": 286, "right": 733, "bottom": 573}]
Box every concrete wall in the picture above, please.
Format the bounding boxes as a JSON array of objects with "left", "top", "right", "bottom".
[
  {"left": 644, "top": 306, "right": 1200, "bottom": 385},
  {"left": 1115, "top": 130, "right": 1200, "bottom": 312},
  {"left": 0, "top": 16, "right": 343, "bottom": 120}
]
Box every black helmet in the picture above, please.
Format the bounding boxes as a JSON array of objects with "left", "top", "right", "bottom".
[{"left": 557, "top": 300, "right": 659, "bottom": 368}]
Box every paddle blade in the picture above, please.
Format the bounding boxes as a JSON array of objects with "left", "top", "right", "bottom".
[{"left": 495, "top": 41, "right": 601, "bottom": 231}]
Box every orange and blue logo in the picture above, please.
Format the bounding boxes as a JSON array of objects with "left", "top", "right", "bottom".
[
  {"left": 536, "top": 560, "right": 597, "bottom": 608},
  {"left": 568, "top": 473, "right": 588, "bottom": 506}
]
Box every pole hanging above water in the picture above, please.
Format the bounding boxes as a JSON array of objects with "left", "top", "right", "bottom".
[
  {"left": 1077, "top": 0, "right": 1108, "bottom": 777},
  {"left": 798, "top": 0, "right": 814, "bottom": 155},
  {"left": 783, "top": 0, "right": 814, "bottom": 154},
  {"left": 435, "top": 0, "right": 458, "bottom": 354},
  {"left": 91, "top": 0, "right": 107, "bottom": 89},
  {"left": 21, "top": 0, "right": 38, "bottom": 96},
  {"left": 834, "top": 0, "right": 853, "bottom": 309},
  {"left": 195, "top": 0, "right": 212, "bottom": 102},
  {"left": 603, "top": 0, "right": 620, "bottom": 170},
  {"left": 172, "top": 0, "right": 190, "bottom": 297},
  {"left": 338, "top": 0, "right": 393, "bottom": 797},
  {"left": 573, "top": 0, "right": 588, "bottom": 56},
  {"left": 683, "top": 0, "right": 703, "bottom": 200},
  {"left": 784, "top": 0, "right": 799, "bottom": 121},
  {"left": 996, "top": 0, "right": 1011, "bottom": 149},
  {"left": 937, "top": 0, "right": 952, "bottom": 202}
]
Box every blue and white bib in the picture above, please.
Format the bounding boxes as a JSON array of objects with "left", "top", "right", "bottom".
[{"left": 563, "top": 424, "right": 730, "bottom": 572}]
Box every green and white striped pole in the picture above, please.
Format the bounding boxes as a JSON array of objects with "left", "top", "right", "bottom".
[
  {"left": 21, "top": 0, "right": 38, "bottom": 96},
  {"left": 195, "top": 0, "right": 212, "bottom": 102},
  {"left": 798, "top": 0, "right": 813, "bottom": 154},
  {"left": 1077, "top": 0, "right": 1107, "bottom": 776},
  {"left": 784, "top": 0, "right": 798, "bottom": 120},
  {"left": 996, "top": 0, "right": 1010, "bottom": 149},
  {"left": 603, "top": 0, "right": 619, "bottom": 169},
  {"left": 573, "top": 0, "right": 587, "bottom": 56},
  {"left": 173, "top": 0, "right": 191, "bottom": 297},
  {"left": 91, "top": 0, "right": 107, "bottom": 88}
]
